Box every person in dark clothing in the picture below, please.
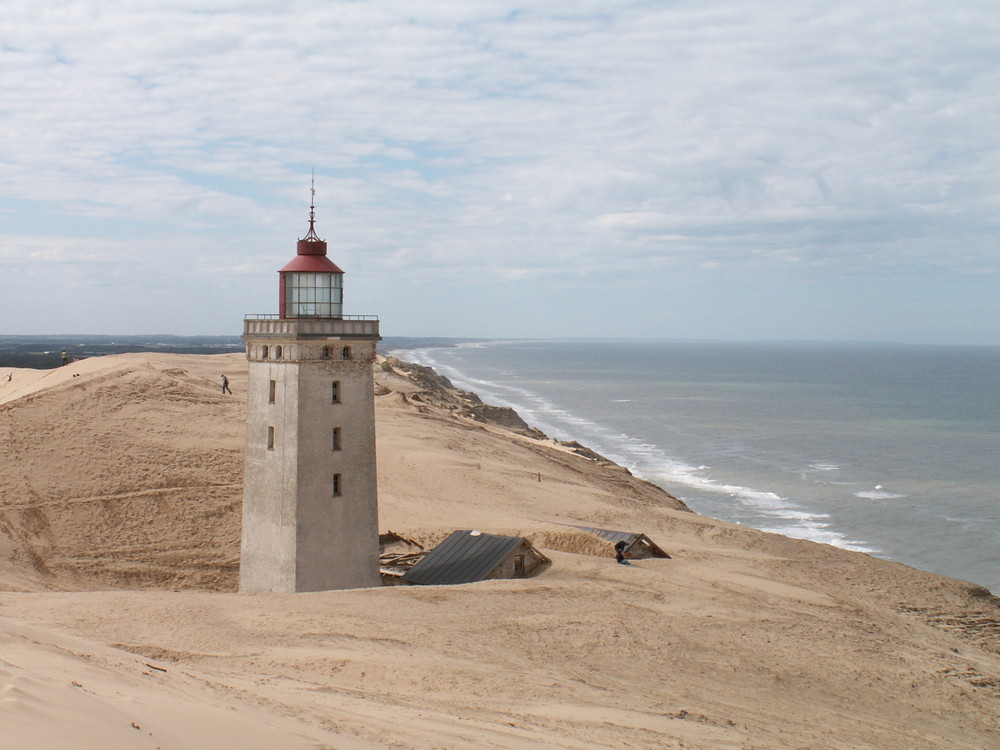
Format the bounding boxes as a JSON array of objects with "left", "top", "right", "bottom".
[
  {"left": 221, "top": 374, "right": 232, "bottom": 395},
  {"left": 614, "top": 540, "right": 630, "bottom": 565}
]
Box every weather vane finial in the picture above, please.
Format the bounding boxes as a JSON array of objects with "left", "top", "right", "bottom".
[
  {"left": 300, "top": 169, "right": 322, "bottom": 241},
  {"left": 309, "top": 169, "right": 316, "bottom": 228}
]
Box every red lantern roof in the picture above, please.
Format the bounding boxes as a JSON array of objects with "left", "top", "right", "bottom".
[
  {"left": 279, "top": 253, "right": 344, "bottom": 274},
  {"left": 279, "top": 183, "right": 345, "bottom": 274}
]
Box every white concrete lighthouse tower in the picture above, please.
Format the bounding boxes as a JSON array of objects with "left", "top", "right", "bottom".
[{"left": 240, "top": 188, "right": 381, "bottom": 593}]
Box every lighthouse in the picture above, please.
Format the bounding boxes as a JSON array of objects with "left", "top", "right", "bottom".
[{"left": 240, "top": 187, "right": 381, "bottom": 593}]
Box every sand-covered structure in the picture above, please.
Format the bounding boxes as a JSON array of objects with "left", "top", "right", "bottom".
[
  {"left": 1, "top": 351, "right": 1000, "bottom": 748},
  {"left": 401, "top": 530, "right": 550, "bottom": 585}
]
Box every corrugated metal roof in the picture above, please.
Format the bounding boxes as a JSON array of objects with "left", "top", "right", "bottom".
[{"left": 402, "top": 530, "right": 524, "bottom": 585}]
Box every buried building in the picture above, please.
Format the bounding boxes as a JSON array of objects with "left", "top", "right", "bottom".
[
  {"left": 569, "top": 525, "right": 671, "bottom": 560},
  {"left": 401, "top": 530, "right": 550, "bottom": 586}
]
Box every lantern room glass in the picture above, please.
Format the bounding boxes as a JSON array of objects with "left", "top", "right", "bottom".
[{"left": 284, "top": 272, "right": 343, "bottom": 318}]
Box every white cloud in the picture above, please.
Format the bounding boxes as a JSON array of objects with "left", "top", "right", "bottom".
[{"left": 1, "top": 1, "right": 999, "bottom": 339}]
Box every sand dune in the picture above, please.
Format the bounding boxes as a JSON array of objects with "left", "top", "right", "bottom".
[{"left": 1, "top": 352, "right": 999, "bottom": 748}]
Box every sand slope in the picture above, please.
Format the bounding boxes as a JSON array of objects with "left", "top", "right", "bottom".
[
  {"left": 1, "top": 352, "right": 999, "bottom": 749},
  {"left": 0, "top": 354, "right": 245, "bottom": 591}
]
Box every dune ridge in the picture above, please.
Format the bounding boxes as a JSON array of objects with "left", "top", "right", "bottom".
[{"left": 1, "top": 352, "right": 999, "bottom": 748}]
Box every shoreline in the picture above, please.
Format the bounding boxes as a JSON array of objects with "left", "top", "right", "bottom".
[
  {"left": 389, "top": 351, "right": 876, "bottom": 552},
  {"left": 394, "top": 341, "right": 1000, "bottom": 595}
]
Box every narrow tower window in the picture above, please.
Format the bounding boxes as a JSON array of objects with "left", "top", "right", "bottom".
[
  {"left": 274, "top": 345, "right": 283, "bottom": 359},
  {"left": 267, "top": 426, "right": 275, "bottom": 450},
  {"left": 332, "top": 427, "right": 342, "bottom": 451},
  {"left": 268, "top": 380, "right": 276, "bottom": 403},
  {"left": 261, "top": 345, "right": 269, "bottom": 359},
  {"left": 322, "top": 346, "right": 331, "bottom": 359},
  {"left": 333, "top": 473, "right": 342, "bottom": 497},
  {"left": 342, "top": 346, "right": 352, "bottom": 360},
  {"left": 331, "top": 380, "right": 340, "bottom": 403}
]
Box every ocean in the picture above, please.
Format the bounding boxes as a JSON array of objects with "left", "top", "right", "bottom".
[{"left": 390, "top": 340, "right": 1000, "bottom": 594}]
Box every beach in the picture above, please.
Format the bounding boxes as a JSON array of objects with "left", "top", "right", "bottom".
[{"left": 1, "top": 352, "right": 999, "bottom": 749}]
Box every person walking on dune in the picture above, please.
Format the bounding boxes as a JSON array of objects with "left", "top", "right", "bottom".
[{"left": 221, "top": 374, "right": 232, "bottom": 395}]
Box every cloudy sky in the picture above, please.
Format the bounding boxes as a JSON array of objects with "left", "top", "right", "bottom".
[{"left": 2, "top": 1, "right": 999, "bottom": 343}]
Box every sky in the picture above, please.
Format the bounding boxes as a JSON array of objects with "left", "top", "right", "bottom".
[{"left": 2, "top": 1, "right": 999, "bottom": 344}]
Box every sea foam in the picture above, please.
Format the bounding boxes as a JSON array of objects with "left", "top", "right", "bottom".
[{"left": 853, "top": 490, "right": 907, "bottom": 500}]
